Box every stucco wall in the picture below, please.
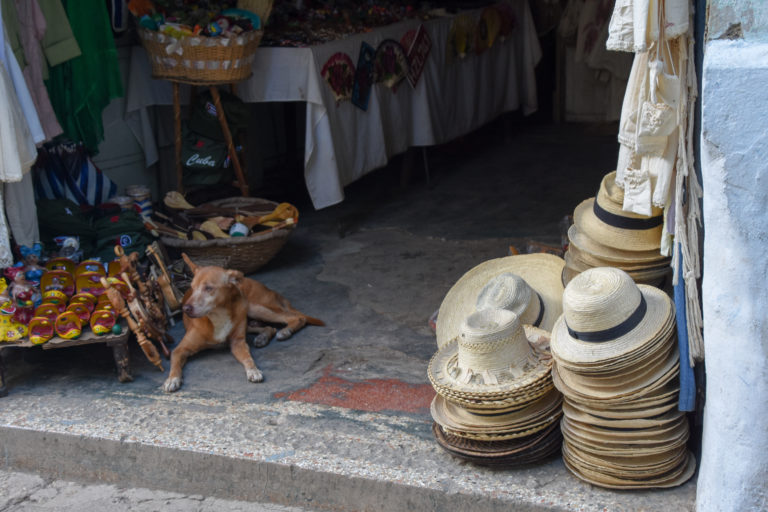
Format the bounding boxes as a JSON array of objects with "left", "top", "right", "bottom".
[
  {"left": 698, "top": 40, "right": 768, "bottom": 511},
  {"left": 707, "top": 0, "right": 768, "bottom": 41}
]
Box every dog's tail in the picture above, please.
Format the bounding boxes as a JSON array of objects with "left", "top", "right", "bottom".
[{"left": 305, "top": 316, "right": 325, "bottom": 327}]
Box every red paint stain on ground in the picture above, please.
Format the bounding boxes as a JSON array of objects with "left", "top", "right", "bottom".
[{"left": 274, "top": 365, "right": 435, "bottom": 414}]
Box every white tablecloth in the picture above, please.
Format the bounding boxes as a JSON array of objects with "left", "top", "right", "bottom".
[{"left": 125, "top": 1, "right": 541, "bottom": 209}]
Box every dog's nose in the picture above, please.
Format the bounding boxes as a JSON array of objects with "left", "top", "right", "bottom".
[{"left": 182, "top": 304, "right": 194, "bottom": 315}]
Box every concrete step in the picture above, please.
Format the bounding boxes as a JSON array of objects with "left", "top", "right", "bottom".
[{"left": 0, "top": 375, "right": 695, "bottom": 512}]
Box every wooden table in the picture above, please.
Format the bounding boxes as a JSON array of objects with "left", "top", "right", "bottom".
[{"left": 0, "top": 326, "right": 132, "bottom": 397}]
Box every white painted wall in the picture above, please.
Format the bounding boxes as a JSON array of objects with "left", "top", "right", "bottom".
[{"left": 698, "top": 39, "right": 768, "bottom": 511}]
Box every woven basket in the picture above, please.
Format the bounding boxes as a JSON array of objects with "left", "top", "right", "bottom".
[
  {"left": 138, "top": 27, "right": 263, "bottom": 84},
  {"left": 160, "top": 198, "right": 294, "bottom": 275}
]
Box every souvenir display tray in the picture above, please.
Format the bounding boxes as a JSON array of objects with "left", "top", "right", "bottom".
[{"left": 0, "top": 322, "right": 132, "bottom": 397}]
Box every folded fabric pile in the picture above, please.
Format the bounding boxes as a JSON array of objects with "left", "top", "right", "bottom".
[
  {"left": 429, "top": 254, "right": 568, "bottom": 467},
  {"left": 550, "top": 267, "right": 695, "bottom": 489},
  {"left": 563, "top": 171, "right": 671, "bottom": 288}
]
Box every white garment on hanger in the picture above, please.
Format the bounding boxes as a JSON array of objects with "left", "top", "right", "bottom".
[
  {"left": 0, "top": 60, "right": 35, "bottom": 183},
  {"left": 3, "top": 41, "right": 45, "bottom": 146},
  {"left": 607, "top": 0, "right": 689, "bottom": 53}
]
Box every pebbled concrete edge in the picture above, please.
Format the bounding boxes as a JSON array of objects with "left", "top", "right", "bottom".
[{"left": 0, "top": 426, "right": 564, "bottom": 512}]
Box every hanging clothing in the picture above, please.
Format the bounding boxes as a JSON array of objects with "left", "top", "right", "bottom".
[
  {"left": 0, "top": 60, "right": 36, "bottom": 266},
  {"left": 606, "top": 0, "right": 690, "bottom": 53},
  {"left": 13, "top": 0, "right": 64, "bottom": 140},
  {"left": 3, "top": 40, "right": 45, "bottom": 146},
  {"left": 5, "top": 173, "right": 40, "bottom": 248},
  {"left": 37, "top": 0, "right": 81, "bottom": 70},
  {"left": 608, "top": 0, "right": 703, "bottom": 370},
  {"left": 0, "top": 0, "right": 25, "bottom": 68},
  {"left": 0, "top": 59, "right": 36, "bottom": 182},
  {"left": 46, "top": 0, "right": 124, "bottom": 154}
]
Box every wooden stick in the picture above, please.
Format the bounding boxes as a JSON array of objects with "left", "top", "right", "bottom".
[
  {"left": 173, "top": 81, "right": 184, "bottom": 193},
  {"left": 210, "top": 85, "right": 249, "bottom": 197},
  {"left": 101, "top": 278, "right": 163, "bottom": 371}
]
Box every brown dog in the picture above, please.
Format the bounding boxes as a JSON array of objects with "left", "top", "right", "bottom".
[{"left": 162, "top": 253, "right": 324, "bottom": 393}]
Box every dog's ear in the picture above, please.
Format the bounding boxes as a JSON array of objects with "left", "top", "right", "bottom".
[
  {"left": 182, "top": 253, "right": 198, "bottom": 274},
  {"left": 226, "top": 269, "right": 244, "bottom": 286}
]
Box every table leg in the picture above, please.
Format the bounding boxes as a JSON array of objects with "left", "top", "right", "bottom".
[
  {"left": 173, "top": 82, "right": 184, "bottom": 193},
  {"left": 0, "top": 349, "right": 7, "bottom": 397},
  {"left": 110, "top": 341, "right": 134, "bottom": 383},
  {"left": 209, "top": 85, "right": 249, "bottom": 197}
]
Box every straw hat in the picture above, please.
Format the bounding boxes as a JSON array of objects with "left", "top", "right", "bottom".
[
  {"left": 567, "top": 225, "right": 666, "bottom": 265},
  {"left": 428, "top": 309, "right": 552, "bottom": 399},
  {"left": 550, "top": 267, "right": 674, "bottom": 366},
  {"left": 562, "top": 446, "right": 696, "bottom": 489},
  {"left": 573, "top": 172, "right": 664, "bottom": 252},
  {"left": 430, "top": 390, "right": 562, "bottom": 435},
  {"left": 432, "top": 421, "right": 562, "bottom": 467},
  {"left": 436, "top": 254, "right": 565, "bottom": 349}
]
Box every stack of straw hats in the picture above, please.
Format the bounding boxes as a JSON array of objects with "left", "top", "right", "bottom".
[
  {"left": 436, "top": 254, "right": 566, "bottom": 349},
  {"left": 428, "top": 254, "right": 567, "bottom": 466},
  {"left": 429, "top": 309, "right": 563, "bottom": 466},
  {"left": 564, "top": 171, "right": 671, "bottom": 287},
  {"left": 550, "top": 267, "right": 695, "bottom": 489}
]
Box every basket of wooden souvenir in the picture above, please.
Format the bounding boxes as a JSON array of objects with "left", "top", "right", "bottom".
[
  {"left": 135, "top": 0, "right": 273, "bottom": 84},
  {"left": 159, "top": 196, "right": 296, "bottom": 275}
]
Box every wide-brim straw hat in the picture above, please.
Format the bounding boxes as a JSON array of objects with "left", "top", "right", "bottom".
[
  {"left": 567, "top": 225, "right": 666, "bottom": 265},
  {"left": 565, "top": 248, "right": 673, "bottom": 287},
  {"left": 430, "top": 389, "right": 562, "bottom": 434},
  {"left": 553, "top": 345, "right": 679, "bottom": 400},
  {"left": 436, "top": 254, "right": 565, "bottom": 349},
  {"left": 550, "top": 267, "right": 674, "bottom": 366},
  {"left": 429, "top": 309, "right": 552, "bottom": 400},
  {"left": 563, "top": 444, "right": 696, "bottom": 489},
  {"left": 573, "top": 171, "right": 664, "bottom": 252},
  {"left": 561, "top": 413, "right": 689, "bottom": 445},
  {"left": 566, "top": 244, "right": 670, "bottom": 273},
  {"left": 432, "top": 421, "right": 562, "bottom": 467}
]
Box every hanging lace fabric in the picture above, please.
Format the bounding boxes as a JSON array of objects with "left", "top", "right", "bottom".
[{"left": 608, "top": 0, "right": 703, "bottom": 367}]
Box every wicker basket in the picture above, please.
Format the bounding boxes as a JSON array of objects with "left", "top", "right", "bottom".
[
  {"left": 160, "top": 198, "right": 294, "bottom": 275},
  {"left": 138, "top": 27, "right": 263, "bottom": 84}
]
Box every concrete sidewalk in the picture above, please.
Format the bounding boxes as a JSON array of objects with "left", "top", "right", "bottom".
[
  {"left": 0, "top": 469, "right": 309, "bottom": 511},
  {"left": 0, "top": 123, "right": 696, "bottom": 511}
]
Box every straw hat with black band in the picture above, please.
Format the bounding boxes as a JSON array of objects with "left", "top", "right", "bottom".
[
  {"left": 573, "top": 171, "right": 664, "bottom": 252},
  {"left": 550, "top": 267, "right": 674, "bottom": 366},
  {"left": 436, "top": 254, "right": 565, "bottom": 349}
]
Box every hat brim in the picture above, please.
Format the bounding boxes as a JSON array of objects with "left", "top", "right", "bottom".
[
  {"left": 574, "top": 199, "right": 663, "bottom": 252},
  {"left": 568, "top": 225, "right": 667, "bottom": 264},
  {"left": 429, "top": 338, "right": 553, "bottom": 399},
  {"left": 563, "top": 447, "right": 696, "bottom": 489},
  {"left": 550, "top": 284, "right": 674, "bottom": 366},
  {"left": 436, "top": 254, "right": 565, "bottom": 349},
  {"left": 431, "top": 390, "right": 562, "bottom": 433}
]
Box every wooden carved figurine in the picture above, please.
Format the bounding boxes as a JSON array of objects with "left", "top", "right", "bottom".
[{"left": 100, "top": 277, "right": 163, "bottom": 371}]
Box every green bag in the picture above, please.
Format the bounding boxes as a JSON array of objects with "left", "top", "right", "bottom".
[
  {"left": 181, "top": 125, "right": 234, "bottom": 187},
  {"left": 36, "top": 198, "right": 97, "bottom": 256},
  {"left": 93, "top": 210, "right": 154, "bottom": 262},
  {"left": 188, "top": 89, "right": 249, "bottom": 142}
]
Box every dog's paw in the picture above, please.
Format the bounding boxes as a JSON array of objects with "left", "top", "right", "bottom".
[
  {"left": 163, "top": 377, "right": 182, "bottom": 393},
  {"left": 250, "top": 332, "right": 273, "bottom": 348},
  {"left": 247, "top": 367, "right": 264, "bottom": 383},
  {"left": 276, "top": 327, "right": 293, "bottom": 341}
]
